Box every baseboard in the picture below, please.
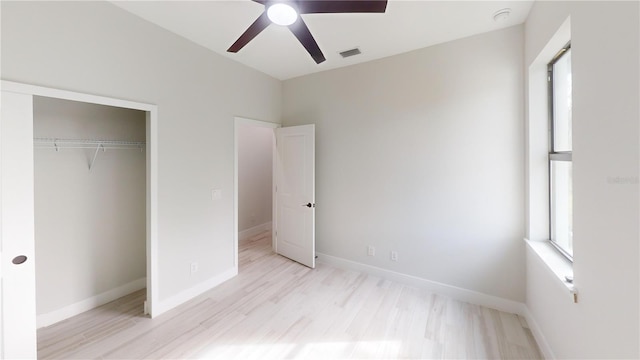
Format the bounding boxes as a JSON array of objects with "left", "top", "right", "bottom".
[
  {"left": 153, "top": 267, "right": 237, "bottom": 317},
  {"left": 316, "top": 252, "right": 525, "bottom": 316},
  {"left": 239, "top": 222, "right": 272, "bottom": 241},
  {"left": 522, "top": 306, "right": 555, "bottom": 360},
  {"left": 37, "top": 277, "right": 146, "bottom": 328}
]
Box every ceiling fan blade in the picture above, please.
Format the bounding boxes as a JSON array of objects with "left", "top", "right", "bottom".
[
  {"left": 288, "top": 17, "right": 326, "bottom": 64},
  {"left": 227, "top": 12, "right": 270, "bottom": 53},
  {"left": 251, "top": 0, "right": 268, "bottom": 4},
  {"left": 297, "top": 0, "right": 387, "bottom": 14}
]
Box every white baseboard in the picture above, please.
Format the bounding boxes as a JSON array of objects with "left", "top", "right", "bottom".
[
  {"left": 153, "top": 267, "right": 237, "bottom": 317},
  {"left": 522, "top": 306, "right": 555, "bottom": 359},
  {"left": 239, "top": 222, "right": 272, "bottom": 241},
  {"left": 316, "top": 252, "right": 525, "bottom": 316},
  {"left": 37, "top": 277, "right": 146, "bottom": 328}
]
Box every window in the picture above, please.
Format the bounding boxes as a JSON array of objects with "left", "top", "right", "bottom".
[{"left": 548, "top": 43, "right": 573, "bottom": 260}]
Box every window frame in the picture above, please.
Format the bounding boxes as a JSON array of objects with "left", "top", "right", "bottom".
[{"left": 547, "top": 42, "right": 573, "bottom": 261}]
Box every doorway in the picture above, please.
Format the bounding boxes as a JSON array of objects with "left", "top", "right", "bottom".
[
  {"left": 0, "top": 81, "right": 159, "bottom": 359},
  {"left": 234, "top": 117, "right": 279, "bottom": 269},
  {"left": 233, "top": 118, "right": 316, "bottom": 271}
]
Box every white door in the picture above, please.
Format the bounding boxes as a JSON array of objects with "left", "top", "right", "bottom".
[
  {"left": 0, "top": 91, "right": 38, "bottom": 358},
  {"left": 274, "top": 124, "right": 315, "bottom": 268}
]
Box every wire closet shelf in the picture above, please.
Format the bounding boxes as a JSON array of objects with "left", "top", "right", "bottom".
[
  {"left": 34, "top": 137, "right": 146, "bottom": 171},
  {"left": 34, "top": 138, "right": 145, "bottom": 150}
]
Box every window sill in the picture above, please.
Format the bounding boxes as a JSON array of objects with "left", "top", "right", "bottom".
[{"left": 525, "top": 238, "right": 576, "bottom": 295}]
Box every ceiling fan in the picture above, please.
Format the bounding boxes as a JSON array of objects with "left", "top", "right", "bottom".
[{"left": 227, "top": 0, "right": 388, "bottom": 64}]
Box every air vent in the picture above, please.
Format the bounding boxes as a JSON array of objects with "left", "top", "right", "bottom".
[{"left": 339, "top": 48, "right": 361, "bottom": 58}]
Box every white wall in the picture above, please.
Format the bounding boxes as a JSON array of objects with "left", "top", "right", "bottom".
[
  {"left": 283, "top": 26, "right": 525, "bottom": 302},
  {"left": 238, "top": 125, "right": 273, "bottom": 232},
  {"left": 1, "top": 1, "right": 282, "bottom": 305},
  {"left": 525, "top": 1, "right": 639, "bottom": 358},
  {"left": 33, "top": 96, "right": 146, "bottom": 317}
]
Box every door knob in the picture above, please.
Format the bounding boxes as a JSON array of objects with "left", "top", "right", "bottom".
[
  {"left": 302, "top": 203, "right": 314, "bottom": 208},
  {"left": 12, "top": 255, "right": 27, "bottom": 265}
]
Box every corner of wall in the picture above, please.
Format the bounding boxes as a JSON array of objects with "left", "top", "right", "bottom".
[
  {"left": 239, "top": 222, "right": 272, "bottom": 241},
  {"left": 153, "top": 267, "right": 237, "bottom": 318},
  {"left": 36, "top": 277, "right": 147, "bottom": 328},
  {"left": 522, "top": 305, "right": 556, "bottom": 360}
]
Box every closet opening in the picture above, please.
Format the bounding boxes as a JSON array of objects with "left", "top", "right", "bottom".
[{"left": 33, "top": 96, "right": 149, "bottom": 329}]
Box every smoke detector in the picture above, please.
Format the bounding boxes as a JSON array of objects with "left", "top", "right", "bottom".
[{"left": 493, "top": 8, "right": 511, "bottom": 22}]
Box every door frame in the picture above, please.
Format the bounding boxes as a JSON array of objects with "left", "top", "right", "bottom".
[
  {"left": 0, "top": 80, "right": 160, "bottom": 318},
  {"left": 233, "top": 117, "right": 280, "bottom": 266}
]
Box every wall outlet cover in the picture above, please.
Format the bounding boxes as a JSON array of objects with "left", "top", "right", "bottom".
[{"left": 391, "top": 251, "right": 398, "bottom": 261}]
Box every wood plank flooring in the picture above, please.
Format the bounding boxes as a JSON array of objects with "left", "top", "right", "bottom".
[{"left": 37, "top": 231, "right": 542, "bottom": 359}]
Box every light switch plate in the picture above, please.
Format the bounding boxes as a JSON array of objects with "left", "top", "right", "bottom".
[{"left": 212, "top": 189, "right": 222, "bottom": 200}]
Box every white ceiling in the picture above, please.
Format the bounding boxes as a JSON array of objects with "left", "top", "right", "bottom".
[{"left": 112, "top": 0, "right": 534, "bottom": 80}]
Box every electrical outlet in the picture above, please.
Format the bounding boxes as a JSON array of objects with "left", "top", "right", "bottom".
[
  {"left": 367, "top": 246, "right": 375, "bottom": 256},
  {"left": 391, "top": 251, "right": 398, "bottom": 261},
  {"left": 190, "top": 262, "right": 198, "bottom": 274}
]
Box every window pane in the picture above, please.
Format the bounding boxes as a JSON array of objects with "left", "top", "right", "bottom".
[
  {"left": 551, "top": 160, "right": 573, "bottom": 256},
  {"left": 553, "top": 49, "right": 572, "bottom": 152}
]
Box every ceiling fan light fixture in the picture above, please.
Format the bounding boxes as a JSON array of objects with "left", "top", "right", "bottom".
[{"left": 267, "top": 3, "right": 298, "bottom": 26}]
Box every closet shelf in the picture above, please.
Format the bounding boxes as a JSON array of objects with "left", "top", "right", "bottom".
[
  {"left": 34, "top": 138, "right": 145, "bottom": 150},
  {"left": 34, "top": 138, "right": 145, "bottom": 171}
]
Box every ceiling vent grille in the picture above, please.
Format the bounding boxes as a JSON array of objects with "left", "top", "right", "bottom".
[{"left": 339, "top": 48, "right": 361, "bottom": 58}]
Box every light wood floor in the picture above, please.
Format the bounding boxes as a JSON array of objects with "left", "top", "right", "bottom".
[{"left": 38, "top": 231, "right": 542, "bottom": 359}]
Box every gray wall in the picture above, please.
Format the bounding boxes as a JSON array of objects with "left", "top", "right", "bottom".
[
  {"left": 283, "top": 26, "right": 525, "bottom": 302},
  {"left": 33, "top": 96, "right": 146, "bottom": 316},
  {"left": 1, "top": 1, "right": 282, "bottom": 302},
  {"left": 238, "top": 125, "right": 273, "bottom": 232}
]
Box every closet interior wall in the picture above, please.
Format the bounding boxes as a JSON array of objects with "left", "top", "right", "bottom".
[{"left": 33, "top": 96, "right": 147, "bottom": 325}]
